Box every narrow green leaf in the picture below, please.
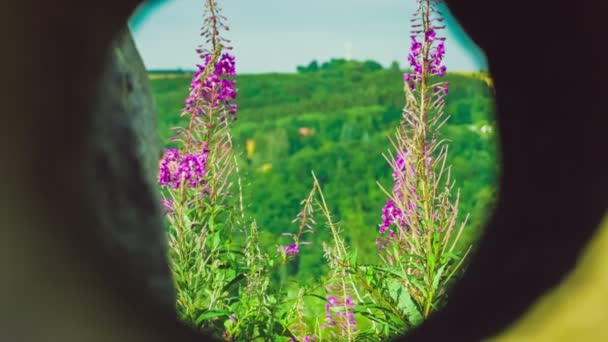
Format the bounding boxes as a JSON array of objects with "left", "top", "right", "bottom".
[
  {"left": 427, "top": 253, "right": 436, "bottom": 270},
  {"left": 222, "top": 273, "right": 246, "bottom": 292},
  {"left": 195, "top": 310, "right": 231, "bottom": 325},
  {"left": 431, "top": 264, "right": 448, "bottom": 295},
  {"left": 303, "top": 293, "right": 327, "bottom": 302}
]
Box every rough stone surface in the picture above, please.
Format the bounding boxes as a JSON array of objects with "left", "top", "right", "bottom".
[{"left": 84, "top": 26, "right": 175, "bottom": 311}]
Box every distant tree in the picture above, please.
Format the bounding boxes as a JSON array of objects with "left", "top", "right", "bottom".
[
  {"left": 362, "top": 60, "right": 383, "bottom": 71},
  {"left": 296, "top": 60, "right": 319, "bottom": 73},
  {"left": 307, "top": 60, "right": 319, "bottom": 72},
  {"left": 389, "top": 61, "right": 400, "bottom": 72},
  {"left": 321, "top": 58, "right": 348, "bottom": 70}
]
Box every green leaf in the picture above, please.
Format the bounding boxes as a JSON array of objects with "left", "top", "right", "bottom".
[
  {"left": 344, "top": 268, "right": 357, "bottom": 275},
  {"left": 403, "top": 260, "right": 426, "bottom": 273},
  {"left": 432, "top": 231, "right": 441, "bottom": 251},
  {"left": 182, "top": 213, "right": 193, "bottom": 229},
  {"left": 388, "top": 280, "right": 423, "bottom": 326},
  {"left": 224, "top": 318, "right": 234, "bottom": 330},
  {"left": 222, "top": 273, "right": 246, "bottom": 292},
  {"left": 209, "top": 216, "right": 216, "bottom": 232},
  {"left": 355, "top": 331, "right": 384, "bottom": 341},
  {"left": 211, "top": 233, "right": 221, "bottom": 250},
  {"left": 195, "top": 310, "right": 231, "bottom": 325},
  {"left": 406, "top": 275, "right": 428, "bottom": 298},
  {"left": 427, "top": 253, "right": 436, "bottom": 271},
  {"left": 431, "top": 264, "right": 448, "bottom": 295},
  {"left": 303, "top": 293, "right": 328, "bottom": 302},
  {"left": 353, "top": 305, "right": 394, "bottom": 316},
  {"left": 441, "top": 252, "right": 461, "bottom": 263}
]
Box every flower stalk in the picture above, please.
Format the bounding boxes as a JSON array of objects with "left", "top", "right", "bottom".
[{"left": 376, "top": 0, "right": 470, "bottom": 321}]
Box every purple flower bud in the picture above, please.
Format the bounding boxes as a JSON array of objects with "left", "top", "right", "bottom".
[
  {"left": 228, "top": 103, "right": 237, "bottom": 114},
  {"left": 425, "top": 29, "right": 436, "bottom": 42},
  {"left": 411, "top": 41, "right": 422, "bottom": 56},
  {"left": 438, "top": 65, "right": 447, "bottom": 77},
  {"left": 436, "top": 42, "right": 445, "bottom": 55},
  {"left": 345, "top": 296, "right": 354, "bottom": 307}
]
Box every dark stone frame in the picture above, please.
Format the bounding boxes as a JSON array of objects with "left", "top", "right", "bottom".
[{"left": 3, "top": 1, "right": 606, "bottom": 341}]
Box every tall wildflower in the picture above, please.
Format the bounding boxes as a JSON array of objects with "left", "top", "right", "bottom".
[
  {"left": 376, "top": 0, "right": 470, "bottom": 320},
  {"left": 278, "top": 182, "right": 317, "bottom": 260},
  {"left": 158, "top": 0, "right": 237, "bottom": 201},
  {"left": 158, "top": 0, "right": 241, "bottom": 332},
  {"left": 278, "top": 173, "right": 361, "bottom": 340},
  {"left": 297, "top": 173, "right": 359, "bottom": 341}
]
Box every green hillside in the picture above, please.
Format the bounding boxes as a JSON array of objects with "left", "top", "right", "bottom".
[{"left": 149, "top": 59, "right": 498, "bottom": 284}]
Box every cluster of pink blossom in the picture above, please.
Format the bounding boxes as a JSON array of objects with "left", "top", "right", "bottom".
[
  {"left": 158, "top": 147, "right": 209, "bottom": 189},
  {"left": 377, "top": 150, "right": 415, "bottom": 250},
  {"left": 184, "top": 52, "right": 237, "bottom": 117},
  {"left": 404, "top": 27, "right": 447, "bottom": 90},
  {"left": 376, "top": 199, "right": 400, "bottom": 250},
  {"left": 277, "top": 243, "right": 299, "bottom": 256}
]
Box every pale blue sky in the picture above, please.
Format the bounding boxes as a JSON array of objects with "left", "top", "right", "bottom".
[{"left": 129, "top": 0, "right": 487, "bottom": 74}]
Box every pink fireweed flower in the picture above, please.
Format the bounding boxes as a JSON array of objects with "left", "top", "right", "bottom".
[
  {"left": 216, "top": 53, "right": 236, "bottom": 78},
  {"left": 184, "top": 52, "right": 237, "bottom": 118},
  {"left": 379, "top": 199, "right": 404, "bottom": 234},
  {"left": 403, "top": 13, "right": 448, "bottom": 89},
  {"left": 378, "top": 149, "right": 411, "bottom": 237},
  {"left": 158, "top": 147, "right": 209, "bottom": 189},
  {"left": 158, "top": 148, "right": 180, "bottom": 188},
  {"left": 425, "top": 28, "right": 436, "bottom": 42},
  {"left": 277, "top": 243, "right": 299, "bottom": 256}
]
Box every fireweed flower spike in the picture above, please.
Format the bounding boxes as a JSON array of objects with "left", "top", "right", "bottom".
[
  {"left": 158, "top": 0, "right": 246, "bottom": 335},
  {"left": 277, "top": 183, "right": 317, "bottom": 258},
  {"left": 376, "top": 0, "right": 469, "bottom": 321},
  {"left": 184, "top": 53, "right": 237, "bottom": 119},
  {"left": 378, "top": 0, "right": 449, "bottom": 249},
  {"left": 158, "top": 0, "right": 237, "bottom": 196}
]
